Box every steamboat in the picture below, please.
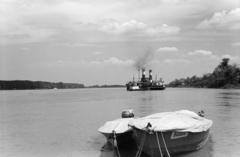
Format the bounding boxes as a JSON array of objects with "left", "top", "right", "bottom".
[{"left": 126, "top": 69, "right": 165, "bottom": 91}]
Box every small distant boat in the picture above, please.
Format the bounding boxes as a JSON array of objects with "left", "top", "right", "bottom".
[
  {"left": 128, "top": 110, "right": 212, "bottom": 157},
  {"left": 98, "top": 109, "right": 135, "bottom": 146},
  {"left": 127, "top": 83, "right": 141, "bottom": 91}
]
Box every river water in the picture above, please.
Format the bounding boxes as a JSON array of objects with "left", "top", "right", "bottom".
[{"left": 0, "top": 88, "right": 240, "bottom": 157}]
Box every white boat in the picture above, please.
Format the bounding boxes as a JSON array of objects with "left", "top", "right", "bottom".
[
  {"left": 128, "top": 110, "right": 213, "bottom": 157},
  {"left": 98, "top": 109, "right": 135, "bottom": 146},
  {"left": 129, "top": 85, "right": 141, "bottom": 91}
]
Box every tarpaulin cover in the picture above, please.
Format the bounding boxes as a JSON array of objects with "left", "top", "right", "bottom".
[
  {"left": 128, "top": 110, "right": 212, "bottom": 132},
  {"left": 98, "top": 118, "right": 133, "bottom": 134}
]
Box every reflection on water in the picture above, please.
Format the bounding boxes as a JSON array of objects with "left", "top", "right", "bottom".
[{"left": 216, "top": 91, "right": 240, "bottom": 106}]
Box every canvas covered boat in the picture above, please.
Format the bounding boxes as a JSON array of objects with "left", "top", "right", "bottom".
[
  {"left": 98, "top": 118, "right": 134, "bottom": 146},
  {"left": 98, "top": 109, "right": 135, "bottom": 146},
  {"left": 128, "top": 110, "right": 213, "bottom": 157}
]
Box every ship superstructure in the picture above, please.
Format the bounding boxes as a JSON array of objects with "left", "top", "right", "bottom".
[{"left": 126, "top": 69, "right": 165, "bottom": 91}]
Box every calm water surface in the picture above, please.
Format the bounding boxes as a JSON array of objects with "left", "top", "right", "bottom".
[{"left": 0, "top": 88, "right": 240, "bottom": 157}]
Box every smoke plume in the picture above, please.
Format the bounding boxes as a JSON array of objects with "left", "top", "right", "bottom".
[{"left": 134, "top": 47, "right": 155, "bottom": 70}]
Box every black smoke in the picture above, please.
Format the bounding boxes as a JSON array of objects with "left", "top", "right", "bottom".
[{"left": 134, "top": 47, "right": 155, "bottom": 70}]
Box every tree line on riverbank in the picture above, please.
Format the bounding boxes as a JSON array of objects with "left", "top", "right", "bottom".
[
  {"left": 167, "top": 58, "right": 240, "bottom": 88},
  {"left": 87, "top": 84, "right": 125, "bottom": 88},
  {"left": 0, "top": 80, "right": 84, "bottom": 90}
]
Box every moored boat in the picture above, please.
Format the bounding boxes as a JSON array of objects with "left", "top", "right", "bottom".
[
  {"left": 128, "top": 110, "right": 212, "bottom": 157},
  {"left": 98, "top": 109, "right": 135, "bottom": 147}
]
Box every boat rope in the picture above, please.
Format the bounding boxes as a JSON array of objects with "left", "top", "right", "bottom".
[
  {"left": 161, "top": 131, "right": 171, "bottom": 157},
  {"left": 156, "top": 132, "right": 163, "bottom": 157},
  {"left": 113, "top": 130, "right": 121, "bottom": 157},
  {"left": 135, "top": 131, "right": 146, "bottom": 157}
]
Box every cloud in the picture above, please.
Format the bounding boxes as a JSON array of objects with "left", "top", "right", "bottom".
[
  {"left": 48, "top": 58, "right": 135, "bottom": 67},
  {"left": 54, "top": 43, "right": 108, "bottom": 47},
  {"left": 103, "top": 57, "right": 134, "bottom": 66},
  {"left": 231, "top": 42, "right": 240, "bottom": 46},
  {"left": 47, "top": 60, "right": 81, "bottom": 67},
  {"left": 150, "top": 60, "right": 161, "bottom": 64},
  {"left": 197, "top": 8, "right": 240, "bottom": 30},
  {"left": 157, "top": 47, "right": 178, "bottom": 52},
  {"left": 163, "top": 59, "right": 192, "bottom": 64},
  {"left": 221, "top": 54, "right": 240, "bottom": 64},
  {"left": 186, "top": 50, "right": 240, "bottom": 66},
  {"left": 0, "top": 1, "right": 63, "bottom": 44},
  {"left": 2, "top": 33, "right": 31, "bottom": 39},
  {"left": 98, "top": 20, "right": 180, "bottom": 36},
  {"left": 188, "top": 50, "right": 213, "bottom": 56}
]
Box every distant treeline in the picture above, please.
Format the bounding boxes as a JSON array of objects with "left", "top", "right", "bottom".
[
  {"left": 167, "top": 58, "right": 240, "bottom": 88},
  {"left": 87, "top": 85, "right": 125, "bottom": 88},
  {"left": 0, "top": 80, "right": 84, "bottom": 90}
]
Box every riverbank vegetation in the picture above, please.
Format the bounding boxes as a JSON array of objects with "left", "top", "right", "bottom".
[
  {"left": 0, "top": 80, "right": 84, "bottom": 90},
  {"left": 87, "top": 85, "right": 125, "bottom": 88},
  {"left": 167, "top": 58, "right": 240, "bottom": 89}
]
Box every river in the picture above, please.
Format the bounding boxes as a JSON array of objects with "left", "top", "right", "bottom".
[{"left": 0, "top": 88, "right": 240, "bottom": 157}]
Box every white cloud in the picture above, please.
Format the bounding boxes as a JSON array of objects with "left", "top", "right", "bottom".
[
  {"left": 53, "top": 43, "right": 108, "bottom": 47},
  {"left": 163, "top": 59, "right": 191, "bottom": 64},
  {"left": 188, "top": 50, "right": 213, "bottom": 56},
  {"left": 47, "top": 60, "right": 81, "bottom": 67},
  {"left": 231, "top": 42, "right": 240, "bottom": 46},
  {"left": 221, "top": 54, "right": 240, "bottom": 64},
  {"left": 48, "top": 58, "right": 135, "bottom": 67},
  {"left": 103, "top": 57, "right": 134, "bottom": 66},
  {"left": 157, "top": 47, "right": 178, "bottom": 52},
  {"left": 0, "top": 1, "right": 62, "bottom": 44},
  {"left": 150, "top": 60, "right": 161, "bottom": 64},
  {"left": 98, "top": 20, "right": 180, "bottom": 36},
  {"left": 197, "top": 8, "right": 240, "bottom": 30}
]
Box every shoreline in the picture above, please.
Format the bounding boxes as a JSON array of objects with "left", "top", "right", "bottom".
[{"left": 166, "top": 84, "right": 240, "bottom": 89}]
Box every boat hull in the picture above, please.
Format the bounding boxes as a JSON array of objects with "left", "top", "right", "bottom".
[
  {"left": 132, "top": 128, "right": 210, "bottom": 157},
  {"left": 127, "top": 86, "right": 166, "bottom": 91},
  {"left": 149, "top": 86, "right": 165, "bottom": 90},
  {"left": 101, "top": 131, "right": 135, "bottom": 147}
]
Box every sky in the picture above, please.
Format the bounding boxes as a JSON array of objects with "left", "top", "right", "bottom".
[{"left": 0, "top": 0, "right": 240, "bottom": 86}]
